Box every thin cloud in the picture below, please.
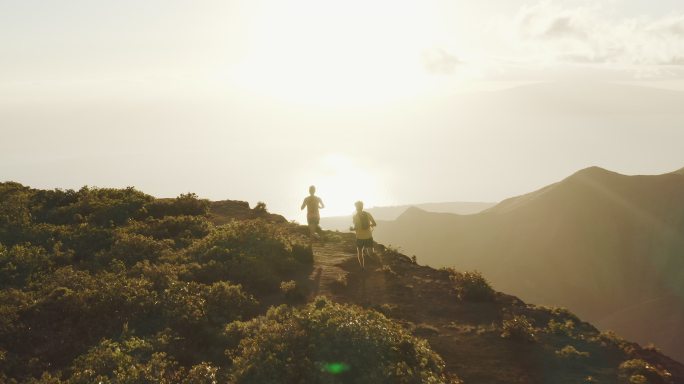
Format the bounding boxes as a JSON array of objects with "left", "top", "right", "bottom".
[
  {"left": 422, "top": 48, "right": 462, "bottom": 75},
  {"left": 541, "top": 16, "right": 587, "bottom": 39},
  {"left": 505, "top": 2, "right": 684, "bottom": 67},
  {"left": 650, "top": 15, "right": 684, "bottom": 36}
]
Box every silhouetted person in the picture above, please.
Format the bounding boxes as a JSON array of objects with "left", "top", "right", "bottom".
[
  {"left": 301, "top": 185, "right": 324, "bottom": 238},
  {"left": 350, "top": 200, "right": 376, "bottom": 270}
]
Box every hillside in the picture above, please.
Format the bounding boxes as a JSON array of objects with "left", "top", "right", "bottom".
[
  {"left": 373, "top": 166, "right": 684, "bottom": 363},
  {"left": 0, "top": 182, "right": 683, "bottom": 383},
  {"left": 320, "top": 201, "right": 495, "bottom": 232}
]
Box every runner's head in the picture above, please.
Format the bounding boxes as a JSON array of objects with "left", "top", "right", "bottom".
[
  {"left": 309, "top": 185, "right": 316, "bottom": 195},
  {"left": 355, "top": 200, "right": 364, "bottom": 211}
]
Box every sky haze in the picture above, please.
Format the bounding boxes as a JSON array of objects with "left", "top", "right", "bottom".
[{"left": 3, "top": 0, "right": 684, "bottom": 220}]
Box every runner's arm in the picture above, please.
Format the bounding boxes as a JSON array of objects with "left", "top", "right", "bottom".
[
  {"left": 369, "top": 213, "right": 377, "bottom": 227},
  {"left": 300, "top": 197, "right": 307, "bottom": 210},
  {"left": 318, "top": 198, "right": 325, "bottom": 209}
]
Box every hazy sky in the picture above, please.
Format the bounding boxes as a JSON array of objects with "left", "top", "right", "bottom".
[{"left": 2, "top": 0, "right": 684, "bottom": 220}]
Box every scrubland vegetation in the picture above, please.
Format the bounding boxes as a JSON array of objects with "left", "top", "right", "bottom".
[{"left": 0, "top": 182, "right": 465, "bottom": 383}]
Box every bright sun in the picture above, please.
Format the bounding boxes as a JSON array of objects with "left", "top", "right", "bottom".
[
  {"left": 232, "top": 1, "right": 440, "bottom": 106},
  {"left": 307, "top": 154, "right": 385, "bottom": 217}
]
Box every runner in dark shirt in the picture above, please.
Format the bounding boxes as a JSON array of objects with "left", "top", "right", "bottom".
[{"left": 301, "top": 185, "right": 325, "bottom": 237}]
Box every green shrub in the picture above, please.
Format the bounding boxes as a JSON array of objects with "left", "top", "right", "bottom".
[
  {"left": 0, "top": 243, "right": 53, "bottom": 288},
  {"left": 163, "top": 280, "right": 257, "bottom": 329},
  {"left": 58, "top": 224, "right": 115, "bottom": 262},
  {"left": 27, "top": 186, "right": 151, "bottom": 227},
  {"left": 145, "top": 193, "right": 209, "bottom": 218},
  {"left": 547, "top": 319, "right": 575, "bottom": 337},
  {"left": 0, "top": 288, "right": 33, "bottom": 348},
  {"left": 183, "top": 362, "right": 220, "bottom": 384},
  {"left": 97, "top": 233, "right": 173, "bottom": 266},
  {"left": 188, "top": 220, "right": 311, "bottom": 292},
  {"left": 16, "top": 267, "right": 157, "bottom": 369},
  {"left": 445, "top": 269, "right": 495, "bottom": 302},
  {"left": 592, "top": 330, "right": 633, "bottom": 353},
  {"left": 69, "top": 337, "right": 153, "bottom": 382},
  {"left": 133, "top": 215, "right": 212, "bottom": 248},
  {"left": 205, "top": 281, "right": 258, "bottom": 325},
  {"left": 190, "top": 220, "right": 299, "bottom": 262},
  {"left": 501, "top": 315, "right": 537, "bottom": 342},
  {"left": 128, "top": 260, "right": 194, "bottom": 291},
  {"left": 253, "top": 202, "right": 267, "bottom": 214},
  {"left": 0, "top": 182, "right": 35, "bottom": 245},
  {"left": 69, "top": 338, "right": 183, "bottom": 384},
  {"left": 225, "top": 298, "right": 460, "bottom": 383},
  {"left": 291, "top": 243, "right": 314, "bottom": 264},
  {"left": 279, "top": 280, "right": 306, "bottom": 302},
  {"left": 555, "top": 345, "right": 590, "bottom": 359},
  {"left": 0, "top": 185, "right": 315, "bottom": 381},
  {"left": 628, "top": 374, "right": 648, "bottom": 384},
  {"left": 618, "top": 359, "right": 672, "bottom": 384},
  {"left": 79, "top": 187, "right": 152, "bottom": 226}
]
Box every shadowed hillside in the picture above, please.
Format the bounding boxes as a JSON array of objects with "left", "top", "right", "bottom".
[
  {"left": 1, "top": 181, "right": 683, "bottom": 383},
  {"left": 374, "top": 166, "right": 684, "bottom": 362}
]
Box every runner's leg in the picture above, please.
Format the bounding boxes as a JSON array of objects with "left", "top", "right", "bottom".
[{"left": 357, "top": 246, "right": 364, "bottom": 269}]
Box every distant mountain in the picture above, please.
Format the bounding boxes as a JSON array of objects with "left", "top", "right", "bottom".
[
  {"left": 320, "top": 201, "right": 495, "bottom": 232},
  {"left": 374, "top": 166, "right": 684, "bottom": 362}
]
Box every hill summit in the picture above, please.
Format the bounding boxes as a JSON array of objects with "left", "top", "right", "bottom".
[{"left": 671, "top": 166, "right": 684, "bottom": 176}]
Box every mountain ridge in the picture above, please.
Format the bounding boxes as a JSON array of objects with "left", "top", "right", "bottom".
[
  {"left": 671, "top": 166, "right": 684, "bottom": 176},
  {"left": 320, "top": 201, "right": 496, "bottom": 232},
  {"left": 375, "top": 165, "right": 684, "bottom": 362}
]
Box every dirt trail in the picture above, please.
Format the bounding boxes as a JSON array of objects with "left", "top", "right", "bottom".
[{"left": 307, "top": 241, "right": 356, "bottom": 300}]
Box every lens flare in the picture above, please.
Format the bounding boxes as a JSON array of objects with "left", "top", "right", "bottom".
[{"left": 323, "top": 362, "right": 350, "bottom": 375}]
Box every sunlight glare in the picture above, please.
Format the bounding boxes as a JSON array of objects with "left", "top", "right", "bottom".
[
  {"left": 231, "top": 0, "right": 440, "bottom": 105},
  {"left": 311, "top": 153, "right": 384, "bottom": 217}
]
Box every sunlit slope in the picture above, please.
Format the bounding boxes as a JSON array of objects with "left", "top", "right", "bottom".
[{"left": 374, "top": 166, "right": 684, "bottom": 362}]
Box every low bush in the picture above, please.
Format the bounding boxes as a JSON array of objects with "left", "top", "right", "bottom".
[
  {"left": 618, "top": 359, "right": 673, "bottom": 384},
  {"left": 163, "top": 280, "right": 257, "bottom": 329},
  {"left": 96, "top": 232, "right": 173, "bottom": 267},
  {"left": 555, "top": 345, "right": 590, "bottom": 359},
  {"left": 444, "top": 268, "right": 495, "bottom": 302},
  {"left": 145, "top": 193, "right": 210, "bottom": 218},
  {"left": 67, "top": 337, "right": 222, "bottom": 384},
  {"left": 253, "top": 201, "right": 267, "bottom": 213},
  {"left": 0, "top": 243, "right": 53, "bottom": 288},
  {"left": 280, "top": 280, "right": 307, "bottom": 303},
  {"left": 501, "top": 315, "right": 537, "bottom": 342},
  {"left": 547, "top": 319, "right": 575, "bottom": 337},
  {"left": 188, "top": 220, "right": 312, "bottom": 293},
  {"left": 225, "top": 298, "right": 461, "bottom": 383},
  {"left": 133, "top": 215, "right": 212, "bottom": 248}
]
